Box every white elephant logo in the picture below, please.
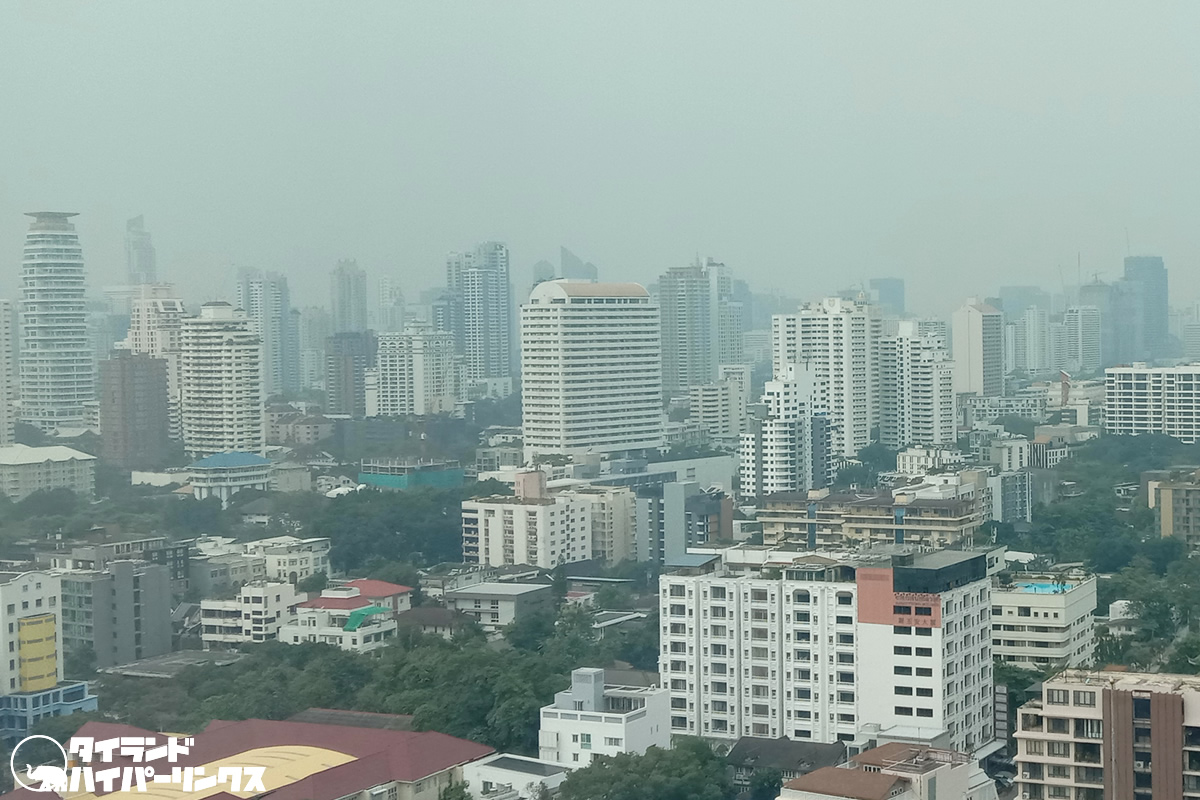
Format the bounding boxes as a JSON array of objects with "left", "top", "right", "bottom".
[{"left": 24, "top": 764, "right": 68, "bottom": 792}]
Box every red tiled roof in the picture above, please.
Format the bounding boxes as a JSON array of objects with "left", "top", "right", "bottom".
[
  {"left": 298, "top": 596, "right": 372, "bottom": 609},
  {"left": 345, "top": 579, "right": 414, "bottom": 597},
  {"left": 783, "top": 766, "right": 907, "bottom": 800},
  {"left": 2, "top": 718, "right": 493, "bottom": 800}
]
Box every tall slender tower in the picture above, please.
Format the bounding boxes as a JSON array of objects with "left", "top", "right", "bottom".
[
  {"left": 448, "top": 242, "right": 513, "bottom": 381},
  {"left": 125, "top": 215, "right": 157, "bottom": 285},
  {"left": 951, "top": 298, "right": 1005, "bottom": 397},
  {"left": 1123, "top": 255, "right": 1168, "bottom": 358},
  {"left": 879, "top": 321, "right": 956, "bottom": 449},
  {"left": 180, "top": 302, "right": 263, "bottom": 457},
  {"left": 0, "top": 300, "right": 15, "bottom": 446},
  {"left": 19, "top": 212, "right": 95, "bottom": 431},
  {"left": 330, "top": 259, "right": 368, "bottom": 334},
  {"left": 236, "top": 268, "right": 298, "bottom": 397}
]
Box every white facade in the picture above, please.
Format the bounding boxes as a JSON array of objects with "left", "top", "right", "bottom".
[
  {"left": 991, "top": 575, "right": 1096, "bottom": 670},
  {"left": 739, "top": 363, "right": 830, "bottom": 500},
  {"left": 895, "top": 447, "right": 966, "bottom": 477},
  {"left": 120, "top": 285, "right": 186, "bottom": 435},
  {"left": 689, "top": 380, "right": 746, "bottom": 444},
  {"left": 443, "top": 582, "right": 552, "bottom": 634},
  {"left": 19, "top": 212, "right": 95, "bottom": 431},
  {"left": 461, "top": 754, "right": 567, "bottom": 800},
  {"left": 180, "top": 302, "right": 264, "bottom": 457},
  {"left": 366, "top": 328, "right": 459, "bottom": 416},
  {"left": 538, "top": 667, "right": 670, "bottom": 766},
  {"left": 880, "top": 321, "right": 956, "bottom": 449},
  {"left": 659, "top": 546, "right": 995, "bottom": 755},
  {"left": 0, "top": 444, "right": 95, "bottom": 501},
  {"left": 773, "top": 297, "right": 881, "bottom": 458},
  {"left": 236, "top": 269, "right": 298, "bottom": 397},
  {"left": 189, "top": 453, "right": 273, "bottom": 507},
  {"left": 521, "top": 280, "right": 663, "bottom": 462},
  {"left": 243, "top": 535, "right": 332, "bottom": 584},
  {"left": 951, "top": 299, "right": 1004, "bottom": 397},
  {"left": 449, "top": 242, "right": 513, "bottom": 381},
  {"left": 462, "top": 493, "right": 592, "bottom": 568},
  {"left": 561, "top": 485, "right": 637, "bottom": 564},
  {"left": 200, "top": 581, "right": 301, "bottom": 650},
  {"left": 0, "top": 300, "right": 15, "bottom": 446},
  {"left": 1062, "top": 306, "right": 1102, "bottom": 374},
  {"left": 657, "top": 259, "right": 740, "bottom": 397},
  {"left": 1106, "top": 363, "right": 1200, "bottom": 443},
  {"left": 989, "top": 438, "right": 1030, "bottom": 472},
  {"left": 279, "top": 586, "right": 397, "bottom": 652}
]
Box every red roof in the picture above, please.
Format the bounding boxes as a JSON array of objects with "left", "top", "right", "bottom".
[
  {"left": 345, "top": 578, "right": 414, "bottom": 597},
  {"left": 3, "top": 718, "right": 493, "bottom": 800},
  {"left": 297, "top": 595, "right": 372, "bottom": 609}
]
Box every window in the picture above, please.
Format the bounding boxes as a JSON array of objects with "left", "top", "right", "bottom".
[
  {"left": 894, "top": 646, "right": 912, "bottom": 656},
  {"left": 837, "top": 593, "right": 852, "bottom": 605},
  {"left": 916, "top": 687, "right": 933, "bottom": 697},
  {"left": 1046, "top": 689, "right": 1070, "bottom": 705},
  {"left": 1074, "top": 690, "right": 1096, "bottom": 707},
  {"left": 1018, "top": 606, "right": 1031, "bottom": 617},
  {"left": 1047, "top": 741, "right": 1071, "bottom": 758},
  {"left": 894, "top": 626, "right": 912, "bottom": 635},
  {"left": 894, "top": 605, "right": 912, "bottom": 615},
  {"left": 711, "top": 586, "right": 726, "bottom": 600},
  {"left": 895, "top": 686, "right": 913, "bottom": 695},
  {"left": 580, "top": 734, "right": 591, "bottom": 749},
  {"left": 796, "top": 688, "right": 811, "bottom": 700},
  {"left": 916, "top": 708, "right": 934, "bottom": 718},
  {"left": 836, "top": 615, "right": 853, "bottom": 625},
  {"left": 915, "top": 647, "right": 933, "bottom": 657},
  {"left": 894, "top": 666, "right": 912, "bottom": 675},
  {"left": 604, "top": 737, "right": 622, "bottom": 747},
  {"left": 751, "top": 589, "right": 768, "bottom": 602},
  {"left": 915, "top": 606, "right": 932, "bottom": 616},
  {"left": 838, "top": 691, "right": 854, "bottom": 703},
  {"left": 916, "top": 667, "right": 933, "bottom": 677},
  {"left": 1025, "top": 740, "right": 1044, "bottom": 755},
  {"left": 895, "top": 706, "right": 913, "bottom": 716},
  {"left": 915, "top": 627, "right": 932, "bottom": 637}
]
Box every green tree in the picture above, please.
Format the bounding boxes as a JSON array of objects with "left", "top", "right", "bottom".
[
  {"left": 296, "top": 571, "right": 328, "bottom": 593},
  {"left": 558, "top": 738, "right": 733, "bottom": 800},
  {"left": 749, "top": 768, "right": 783, "bottom": 800},
  {"left": 437, "top": 783, "right": 471, "bottom": 800},
  {"left": 64, "top": 646, "right": 97, "bottom": 681}
]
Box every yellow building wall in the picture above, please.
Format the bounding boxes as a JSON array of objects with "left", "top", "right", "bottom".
[{"left": 18, "top": 613, "right": 58, "bottom": 692}]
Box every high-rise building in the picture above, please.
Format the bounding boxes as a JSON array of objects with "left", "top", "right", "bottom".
[
  {"left": 58, "top": 559, "right": 172, "bottom": 669},
  {"left": 99, "top": 351, "right": 171, "bottom": 468},
  {"left": 1124, "top": 255, "right": 1169, "bottom": 358},
  {"left": 739, "top": 362, "right": 831, "bottom": 500},
  {"left": 1106, "top": 363, "right": 1200, "bottom": 443},
  {"left": 376, "top": 277, "right": 406, "bottom": 333},
  {"left": 869, "top": 277, "right": 905, "bottom": 316},
  {"left": 521, "top": 280, "right": 663, "bottom": 462},
  {"left": 366, "top": 328, "right": 459, "bottom": 417},
  {"left": 120, "top": 285, "right": 186, "bottom": 437},
  {"left": 658, "top": 258, "right": 741, "bottom": 398},
  {"left": 19, "top": 212, "right": 95, "bottom": 432},
  {"left": 560, "top": 246, "right": 598, "bottom": 281},
  {"left": 659, "top": 545, "right": 995, "bottom": 754},
  {"left": 462, "top": 471, "right": 594, "bottom": 568},
  {"left": 180, "top": 302, "right": 264, "bottom": 457},
  {"left": 879, "top": 321, "right": 956, "bottom": 449},
  {"left": 324, "top": 331, "right": 376, "bottom": 417},
  {"left": 448, "top": 242, "right": 513, "bottom": 381},
  {"left": 951, "top": 298, "right": 1004, "bottom": 397},
  {"left": 297, "top": 306, "right": 331, "bottom": 391},
  {"left": 125, "top": 215, "right": 157, "bottom": 285},
  {"left": 330, "top": 259, "right": 369, "bottom": 334},
  {"left": 236, "top": 268, "right": 299, "bottom": 397},
  {"left": 0, "top": 300, "right": 16, "bottom": 446},
  {"left": 1063, "top": 306, "right": 1102, "bottom": 373},
  {"left": 773, "top": 297, "right": 881, "bottom": 458},
  {"left": 998, "top": 285, "right": 1050, "bottom": 318},
  {"left": 1015, "top": 669, "right": 1200, "bottom": 799}
]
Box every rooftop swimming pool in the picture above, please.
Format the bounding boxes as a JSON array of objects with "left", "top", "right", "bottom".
[{"left": 1014, "top": 582, "right": 1071, "bottom": 594}]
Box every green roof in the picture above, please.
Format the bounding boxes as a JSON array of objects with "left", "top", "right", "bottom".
[{"left": 343, "top": 605, "right": 391, "bottom": 631}]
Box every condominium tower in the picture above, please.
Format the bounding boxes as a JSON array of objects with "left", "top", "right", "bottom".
[
  {"left": 19, "top": 212, "right": 95, "bottom": 431},
  {"left": 330, "top": 259, "right": 369, "bottom": 334},
  {"left": 520, "top": 280, "right": 663, "bottom": 462},
  {"left": 236, "top": 268, "right": 299, "bottom": 397},
  {"left": 180, "top": 302, "right": 264, "bottom": 457},
  {"left": 366, "top": 328, "right": 459, "bottom": 416},
  {"left": 951, "top": 298, "right": 1004, "bottom": 397},
  {"left": 658, "top": 258, "right": 741, "bottom": 398},
  {"left": 879, "top": 321, "right": 956, "bottom": 449},
  {"left": 447, "top": 242, "right": 513, "bottom": 381}
]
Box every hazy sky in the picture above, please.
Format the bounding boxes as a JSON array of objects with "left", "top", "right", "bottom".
[{"left": 3, "top": 2, "right": 1199, "bottom": 317}]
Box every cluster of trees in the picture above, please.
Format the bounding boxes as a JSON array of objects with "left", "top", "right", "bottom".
[{"left": 557, "top": 738, "right": 734, "bottom": 800}]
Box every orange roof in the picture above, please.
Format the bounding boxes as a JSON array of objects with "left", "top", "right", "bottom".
[
  {"left": 345, "top": 578, "right": 413, "bottom": 597},
  {"left": 783, "top": 766, "right": 907, "bottom": 800}
]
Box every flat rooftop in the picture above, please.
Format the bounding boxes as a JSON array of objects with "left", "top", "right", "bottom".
[
  {"left": 445, "top": 581, "right": 549, "bottom": 596},
  {"left": 101, "top": 650, "right": 246, "bottom": 678},
  {"left": 1048, "top": 669, "right": 1200, "bottom": 694},
  {"left": 485, "top": 755, "right": 566, "bottom": 776}
]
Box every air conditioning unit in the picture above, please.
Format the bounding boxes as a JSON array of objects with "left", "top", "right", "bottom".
[
  {"left": 1021, "top": 772, "right": 1030, "bottom": 779},
  {"left": 1021, "top": 794, "right": 1030, "bottom": 800},
  {"left": 1134, "top": 761, "right": 1147, "bottom": 769}
]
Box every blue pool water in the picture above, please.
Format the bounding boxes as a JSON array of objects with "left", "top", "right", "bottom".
[{"left": 1016, "top": 582, "right": 1070, "bottom": 593}]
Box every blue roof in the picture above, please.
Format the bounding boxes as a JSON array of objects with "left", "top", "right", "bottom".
[{"left": 190, "top": 451, "right": 271, "bottom": 469}]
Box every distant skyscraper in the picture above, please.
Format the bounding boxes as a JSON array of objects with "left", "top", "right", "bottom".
[
  {"left": 951, "top": 298, "right": 1004, "bottom": 397},
  {"left": 99, "top": 351, "right": 171, "bottom": 469},
  {"left": 1063, "top": 306, "right": 1102, "bottom": 373},
  {"left": 330, "top": 259, "right": 369, "bottom": 334},
  {"left": 376, "top": 277, "right": 406, "bottom": 333},
  {"left": 121, "top": 285, "right": 186, "bottom": 438},
  {"left": 773, "top": 297, "right": 881, "bottom": 458},
  {"left": 658, "top": 258, "right": 740, "bottom": 398},
  {"left": 560, "top": 246, "right": 598, "bottom": 281},
  {"left": 1123, "top": 255, "right": 1169, "bottom": 358},
  {"left": 447, "top": 242, "right": 513, "bottom": 381},
  {"left": 324, "top": 332, "right": 376, "bottom": 417},
  {"left": 879, "top": 321, "right": 956, "bottom": 449},
  {"left": 869, "top": 277, "right": 905, "bottom": 316},
  {"left": 366, "top": 328, "right": 459, "bottom": 417},
  {"left": 125, "top": 215, "right": 157, "bottom": 285},
  {"left": 998, "top": 285, "right": 1050, "bottom": 318},
  {"left": 236, "top": 268, "right": 299, "bottom": 397},
  {"left": 521, "top": 280, "right": 663, "bottom": 462},
  {"left": 19, "top": 212, "right": 95, "bottom": 431},
  {"left": 297, "top": 306, "right": 331, "bottom": 391},
  {"left": 0, "top": 301, "right": 15, "bottom": 446},
  {"left": 180, "top": 302, "right": 264, "bottom": 457}
]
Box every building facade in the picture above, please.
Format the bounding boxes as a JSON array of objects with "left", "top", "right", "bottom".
[
  {"left": 279, "top": 586, "right": 397, "bottom": 652},
  {"left": 739, "top": 363, "right": 832, "bottom": 501},
  {"left": 1106, "top": 363, "right": 1200, "bottom": 443},
  {"left": 462, "top": 472, "right": 592, "bottom": 568},
  {"left": 448, "top": 242, "right": 513, "bottom": 381},
  {"left": 58, "top": 560, "right": 172, "bottom": 669},
  {"left": 659, "top": 546, "right": 995, "bottom": 754},
  {"left": 324, "top": 331, "right": 376, "bottom": 417},
  {"left": 330, "top": 259, "right": 369, "bottom": 334},
  {"left": 99, "top": 351, "right": 171, "bottom": 468},
  {"left": 951, "top": 299, "right": 1005, "bottom": 398},
  {"left": 19, "top": 212, "right": 95, "bottom": 431},
  {"left": 366, "top": 328, "right": 458, "bottom": 416},
  {"left": 180, "top": 302, "right": 264, "bottom": 457},
  {"left": 991, "top": 575, "right": 1096, "bottom": 671},
  {"left": 879, "top": 321, "right": 957, "bottom": 449},
  {"left": 236, "top": 268, "right": 299, "bottom": 397},
  {"left": 520, "top": 280, "right": 663, "bottom": 461},
  {"left": 443, "top": 582, "right": 553, "bottom": 635},
  {"left": 200, "top": 581, "right": 302, "bottom": 650},
  {"left": 0, "top": 444, "right": 95, "bottom": 502},
  {"left": 538, "top": 667, "right": 670, "bottom": 766},
  {"left": 658, "top": 259, "right": 740, "bottom": 398}
]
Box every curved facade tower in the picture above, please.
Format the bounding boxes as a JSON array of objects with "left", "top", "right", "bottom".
[{"left": 19, "top": 212, "right": 95, "bottom": 431}]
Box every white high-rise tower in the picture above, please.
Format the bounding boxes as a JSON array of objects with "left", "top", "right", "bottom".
[
  {"left": 19, "top": 212, "right": 95, "bottom": 431},
  {"left": 180, "top": 302, "right": 264, "bottom": 457},
  {"left": 951, "top": 298, "right": 1005, "bottom": 397},
  {"left": 521, "top": 280, "right": 663, "bottom": 462},
  {"left": 236, "top": 269, "right": 298, "bottom": 397},
  {"left": 879, "top": 321, "right": 956, "bottom": 449},
  {"left": 448, "top": 242, "right": 513, "bottom": 381}
]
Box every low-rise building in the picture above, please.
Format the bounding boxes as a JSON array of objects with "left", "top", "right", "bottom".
[
  {"left": 894, "top": 446, "right": 966, "bottom": 477},
  {"left": 280, "top": 586, "right": 397, "bottom": 652},
  {"left": 962, "top": 393, "right": 1047, "bottom": 427},
  {"left": 779, "top": 743, "right": 984, "bottom": 800},
  {"left": 337, "top": 578, "right": 414, "bottom": 616},
  {"left": 271, "top": 462, "right": 313, "bottom": 493},
  {"left": 189, "top": 451, "right": 273, "bottom": 507},
  {"left": 635, "top": 480, "right": 734, "bottom": 564},
  {"left": 726, "top": 737, "right": 845, "bottom": 795},
  {"left": 538, "top": 667, "right": 670, "bottom": 767},
  {"left": 359, "top": 459, "right": 464, "bottom": 491},
  {"left": 200, "top": 581, "right": 302, "bottom": 650},
  {"left": 1150, "top": 469, "right": 1200, "bottom": 552},
  {"left": 991, "top": 574, "right": 1096, "bottom": 670},
  {"left": 188, "top": 551, "right": 267, "bottom": 597},
  {"left": 0, "top": 444, "right": 96, "bottom": 502},
  {"left": 461, "top": 753, "right": 568, "bottom": 800},
  {"left": 243, "top": 535, "right": 333, "bottom": 584},
  {"left": 1015, "top": 669, "right": 1200, "bottom": 800},
  {"left": 395, "top": 606, "right": 475, "bottom": 640},
  {"left": 443, "top": 582, "right": 553, "bottom": 635}
]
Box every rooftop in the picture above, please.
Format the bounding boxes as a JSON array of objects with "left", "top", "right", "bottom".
[
  {"left": 191, "top": 451, "right": 272, "bottom": 470},
  {"left": 1045, "top": 668, "right": 1200, "bottom": 694},
  {"left": 782, "top": 766, "right": 906, "bottom": 800},
  {"left": 445, "top": 581, "right": 550, "bottom": 597},
  {"left": 0, "top": 444, "right": 96, "bottom": 465},
  {"left": 97, "top": 650, "right": 246, "bottom": 679},
  {"left": 727, "top": 737, "right": 846, "bottom": 773},
  {"left": 850, "top": 742, "right": 969, "bottom": 773},
  {"left": 343, "top": 578, "right": 414, "bottom": 597},
  {"left": 482, "top": 754, "right": 566, "bottom": 777},
  {"left": 289, "top": 708, "right": 414, "bottom": 731}
]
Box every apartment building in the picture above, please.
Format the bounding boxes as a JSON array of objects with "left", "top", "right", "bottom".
[
  {"left": 757, "top": 487, "right": 982, "bottom": 551},
  {"left": 1106, "top": 363, "right": 1200, "bottom": 443},
  {"left": 1015, "top": 669, "right": 1200, "bottom": 800},
  {"left": 443, "top": 582, "right": 553, "bottom": 635},
  {"left": 538, "top": 667, "right": 670, "bottom": 767},
  {"left": 179, "top": 302, "right": 264, "bottom": 457},
  {"left": 366, "top": 328, "right": 459, "bottom": 416},
  {"left": 658, "top": 545, "right": 996, "bottom": 755},
  {"left": 0, "top": 444, "right": 95, "bottom": 502},
  {"left": 200, "top": 581, "right": 302, "bottom": 650},
  {"left": 57, "top": 560, "right": 172, "bottom": 669},
  {"left": 879, "top": 321, "right": 957, "bottom": 449},
  {"left": 689, "top": 380, "right": 746, "bottom": 445},
  {"left": 991, "top": 575, "right": 1096, "bottom": 671},
  {"left": 279, "top": 585, "right": 397, "bottom": 652},
  {"left": 779, "top": 743, "right": 980, "bottom": 800},
  {"left": 739, "top": 363, "right": 832, "bottom": 502},
  {"left": 242, "top": 535, "right": 332, "bottom": 584},
  {"left": 462, "top": 471, "right": 592, "bottom": 568},
  {"left": 1150, "top": 469, "right": 1200, "bottom": 552}
]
